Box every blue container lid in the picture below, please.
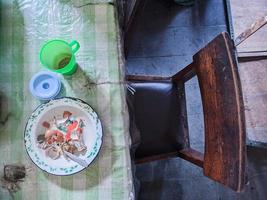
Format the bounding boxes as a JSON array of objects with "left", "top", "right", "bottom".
[{"left": 29, "top": 71, "right": 61, "bottom": 100}]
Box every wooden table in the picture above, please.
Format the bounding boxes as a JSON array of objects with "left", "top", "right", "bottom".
[{"left": 0, "top": 1, "right": 134, "bottom": 199}]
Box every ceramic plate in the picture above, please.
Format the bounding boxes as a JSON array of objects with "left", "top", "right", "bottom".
[{"left": 24, "top": 97, "right": 102, "bottom": 175}]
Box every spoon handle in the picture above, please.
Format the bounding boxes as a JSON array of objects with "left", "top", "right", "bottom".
[{"left": 63, "top": 150, "right": 89, "bottom": 168}]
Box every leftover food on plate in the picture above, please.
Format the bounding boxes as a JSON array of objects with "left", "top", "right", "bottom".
[{"left": 37, "top": 111, "right": 87, "bottom": 160}]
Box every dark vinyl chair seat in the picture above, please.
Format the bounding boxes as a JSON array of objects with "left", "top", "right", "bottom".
[{"left": 130, "top": 82, "right": 184, "bottom": 159}]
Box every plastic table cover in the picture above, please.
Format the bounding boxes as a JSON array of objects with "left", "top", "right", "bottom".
[{"left": 0, "top": 0, "right": 134, "bottom": 199}]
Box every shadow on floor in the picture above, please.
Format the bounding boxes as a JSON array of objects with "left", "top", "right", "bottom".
[{"left": 136, "top": 147, "right": 267, "bottom": 200}]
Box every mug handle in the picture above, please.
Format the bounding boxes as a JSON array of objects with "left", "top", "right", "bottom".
[{"left": 69, "top": 40, "right": 80, "bottom": 54}]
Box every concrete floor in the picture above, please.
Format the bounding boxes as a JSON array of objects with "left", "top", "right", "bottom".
[
  {"left": 125, "top": 0, "right": 267, "bottom": 199},
  {"left": 135, "top": 147, "right": 267, "bottom": 200}
]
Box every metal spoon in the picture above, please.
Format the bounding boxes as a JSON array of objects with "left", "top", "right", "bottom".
[{"left": 63, "top": 150, "right": 89, "bottom": 168}]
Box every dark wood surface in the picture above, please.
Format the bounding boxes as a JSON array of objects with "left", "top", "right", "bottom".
[
  {"left": 176, "top": 82, "right": 190, "bottom": 150},
  {"left": 172, "top": 62, "right": 196, "bottom": 83},
  {"left": 178, "top": 148, "right": 204, "bottom": 168},
  {"left": 194, "top": 32, "right": 246, "bottom": 192},
  {"left": 172, "top": 32, "right": 246, "bottom": 191}
]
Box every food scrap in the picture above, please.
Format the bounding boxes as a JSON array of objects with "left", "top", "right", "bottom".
[{"left": 37, "top": 111, "right": 87, "bottom": 160}]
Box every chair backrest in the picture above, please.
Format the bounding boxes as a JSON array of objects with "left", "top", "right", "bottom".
[{"left": 172, "top": 32, "right": 246, "bottom": 192}]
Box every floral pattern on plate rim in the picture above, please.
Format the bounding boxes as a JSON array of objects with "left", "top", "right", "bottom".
[{"left": 24, "top": 97, "right": 103, "bottom": 175}]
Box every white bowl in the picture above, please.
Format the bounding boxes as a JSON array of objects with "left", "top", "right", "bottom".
[{"left": 24, "top": 97, "right": 102, "bottom": 175}]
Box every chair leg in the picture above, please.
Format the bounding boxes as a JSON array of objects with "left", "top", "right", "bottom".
[{"left": 176, "top": 81, "right": 190, "bottom": 148}]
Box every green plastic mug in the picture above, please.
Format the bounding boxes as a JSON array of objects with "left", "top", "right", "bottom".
[{"left": 40, "top": 40, "right": 80, "bottom": 75}]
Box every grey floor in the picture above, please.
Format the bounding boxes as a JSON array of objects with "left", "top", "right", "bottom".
[{"left": 125, "top": 0, "right": 267, "bottom": 199}]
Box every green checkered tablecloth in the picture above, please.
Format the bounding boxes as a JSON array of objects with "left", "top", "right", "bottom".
[{"left": 0, "top": 0, "right": 134, "bottom": 199}]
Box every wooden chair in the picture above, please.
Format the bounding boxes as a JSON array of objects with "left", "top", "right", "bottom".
[{"left": 126, "top": 32, "right": 246, "bottom": 192}]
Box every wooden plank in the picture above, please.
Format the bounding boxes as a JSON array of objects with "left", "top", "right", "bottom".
[
  {"left": 172, "top": 63, "right": 196, "bottom": 83},
  {"left": 176, "top": 82, "right": 190, "bottom": 149},
  {"left": 178, "top": 148, "right": 204, "bottom": 168},
  {"left": 194, "top": 32, "right": 246, "bottom": 191},
  {"left": 237, "top": 26, "right": 267, "bottom": 53},
  {"left": 235, "top": 16, "right": 267, "bottom": 46},
  {"left": 230, "top": 0, "right": 267, "bottom": 56}
]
